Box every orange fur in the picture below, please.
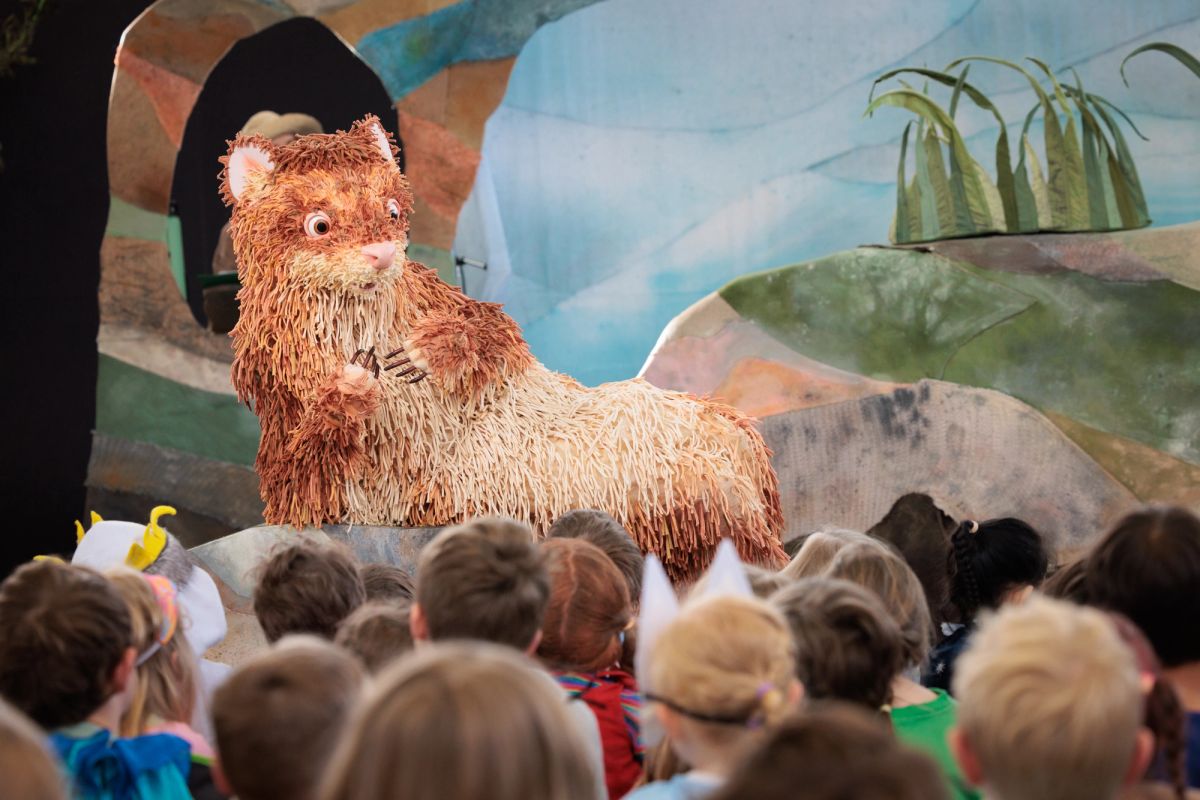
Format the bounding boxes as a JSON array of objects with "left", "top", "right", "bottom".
[{"left": 221, "top": 115, "right": 785, "bottom": 580}]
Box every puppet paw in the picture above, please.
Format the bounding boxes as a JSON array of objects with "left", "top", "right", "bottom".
[{"left": 381, "top": 342, "right": 429, "bottom": 384}]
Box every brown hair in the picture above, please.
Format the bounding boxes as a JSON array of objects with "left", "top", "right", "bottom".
[
  {"left": 0, "top": 696, "right": 68, "bottom": 800},
  {"left": 334, "top": 601, "right": 414, "bottom": 674},
  {"left": 0, "top": 560, "right": 133, "bottom": 729},
  {"left": 867, "top": 493, "right": 957, "bottom": 630},
  {"left": 415, "top": 517, "right": 548, "bottom": 650},
  {"left": 213, "top": 636, "right": 365, "bottom": 800},
  {"left": 824, "top": 541, "right": 933, "bottom": 667},
  {"left": 538, "top": 538, "right": 631, "bottom": 673},
  {"left": 1086, "top": 506, "right": 1200, "bottom": 668},
  {"left": 708, "top": 703, "right": 949, "bottom": 800},
  {"left": 1042, "top": 557, "right": 1090, "bottom": 604},
  {"left": 771, "top": 578, "right": 905, "bottom": 710},
  {"left": 1110, "top": 615, "right": 1187, "bottom": 800},
  {"left": 744, "top": 564, "right": 791, "bottom": 598},
  {"left": 781, "top": 528, "right": 885, "bottom": 580},
  {"left": 253, "top": 540, "right": 366, "bottom": 643},
  {"left": 317, "top": 642, "right": 597, "bottom": 800},
  {"left": 549, "top": 509, "right": 644, "bottom": 605},
  {"left": 107, "top": 569, "right": 199, "bottom": 737},
  {"left": 358, "top": 563, "right": 414, "bottom": 603}
]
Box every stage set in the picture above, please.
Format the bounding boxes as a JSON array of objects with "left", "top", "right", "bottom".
[{"left": 10, "top": 1, "right": 1199, "bottom": 658}]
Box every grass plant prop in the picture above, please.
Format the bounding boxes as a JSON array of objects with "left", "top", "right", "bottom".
[{"left": 868, "top": 57, "right": 1150, "bottom": 244}]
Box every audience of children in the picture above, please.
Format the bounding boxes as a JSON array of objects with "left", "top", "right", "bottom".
[
  {"left": 211, "top": 636, "right": 364, "bottom": 800},
  {"left": 2, "top": 501, "right": 1199, "bottom": 800},
  {"left": 0, "top": 560, "right": 193, "bottom": 798},
  {"left": 539, "top": 538, "right": 642, "bottom": 799},
  {"left": 626, "top": 594, "right": 800, "bottom": 800},
  {"left": 924, "top": 516, "right": 1049, "bottom": 692},
  {"left": 252, "top": 540, "right": 366, "bottom": 642},
  {"left": 334, "top": 600, "right": 415, "bottom": 673},
  {"left": 707, "top": 703, "right": 950, "bottom": 800},
  {"left": 318, "top": 642, "right": 598, "bottom": 800},
  {"left": 950, "top": 595, "right": 1152, "bottom": 800},
  {"left": 770, "top": 577, "right": 906, "bottom": 711}
]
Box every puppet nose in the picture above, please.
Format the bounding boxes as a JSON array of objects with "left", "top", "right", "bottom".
[{"left": 362, "top": 242, "right": 396, "bottom": 271}]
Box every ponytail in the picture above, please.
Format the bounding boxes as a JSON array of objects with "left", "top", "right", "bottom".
[{"left": 950, "top": 521, "right": 982, "bottom": 618}]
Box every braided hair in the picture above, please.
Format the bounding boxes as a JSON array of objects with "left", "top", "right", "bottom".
[{"left": 949, "top": 517, "right": 1048, "bottom": 623}]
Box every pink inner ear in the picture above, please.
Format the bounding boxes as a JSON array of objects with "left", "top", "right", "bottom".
[
  {"left": 228, "top": 144, "right": 275, "bottom": 201},
  {"left": 370, "top": 123, "right": 394, "bottom": 163}
]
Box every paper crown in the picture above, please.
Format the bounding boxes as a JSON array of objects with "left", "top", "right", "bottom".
[{"left": 73, "top": 505, "right": 177, "bottom": 572}]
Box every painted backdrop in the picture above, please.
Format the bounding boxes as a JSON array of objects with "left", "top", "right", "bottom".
[{"left": 456, "top": 0, "right": 1200, "bottom": 385}]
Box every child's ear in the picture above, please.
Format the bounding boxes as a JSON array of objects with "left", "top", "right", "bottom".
[
  {"left": 220, "top": 136, "right": 277, "bottom": 205},
  {"left": 948, "top": 727, "right": 984, "bottom": 787},
  {"left": 1124, "top": 727, "right": 1156, "bottom": 786},
  {"left": 409, "top": 603, "right": 430, "bottom": 645},
  {"left": 111, "top": 647, "right": 138, "bottom": 694},
  {"left": 524, "top": 629, "right": 543, "bottom": 658},
  {"left": 212, "top": 759, "right": 233, "bottom": 796}
]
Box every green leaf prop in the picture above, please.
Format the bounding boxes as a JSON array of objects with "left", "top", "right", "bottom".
[{"left": 1122, "top": 42, "right": 1200, "bottom": 85}]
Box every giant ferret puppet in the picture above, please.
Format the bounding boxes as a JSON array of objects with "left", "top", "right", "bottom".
[{"left": 220, "top": 116, "right": 785, "bottom": 579}]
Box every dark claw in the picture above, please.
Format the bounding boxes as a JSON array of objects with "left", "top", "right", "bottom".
[
  {"left": 384, "top": 347, "right": 406, "bottom": 359},
  {"left": 351, "top": 348, "right": 366, "bottom": 366},
  {"left": 408, "top": 372, "right": 427, "bottom": 384},
  {"left": 372, "top": 362, "right": 381, "bottom": 379},
  {"left": 394, "top": 366, "right": 419, "bottom": 378},
  {"left": 383, "top": 358, "right": 411, "bottom": 371}
]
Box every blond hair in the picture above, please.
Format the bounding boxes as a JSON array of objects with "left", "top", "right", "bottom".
[
  {"left": 649, "top": 595, "right": 796, "bottom": 741},
  {"left": 0, "top": 696, "right": 67, "bottom": 800},
  {"left": 824, "top": 541, "right": 932, "bottom": 666},
  {"left": 782, "top": 529, "right": 885, "bottom": 580},
  {"left": 954, "top": 596, "right": 1143, "bottom": 800},
  {"left": 318, "top": 642, "right": 596, "bottom": 800},
  {"left": 107, "top": 568, "right": 198, "bottom": 737}
]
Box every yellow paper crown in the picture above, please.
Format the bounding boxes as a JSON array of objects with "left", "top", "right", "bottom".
[
  {"left": 125, "top": 506, "right": 176, "bottom": 571},
  {"left": 74, "top": 511, "right": 103, "bottom": 544}
]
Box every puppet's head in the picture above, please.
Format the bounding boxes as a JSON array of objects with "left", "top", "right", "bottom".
[
  {"left": 72, "top": 507, "right": 227, "bottom": 656},
  {"left": 219, "top": 115, "right": 413, "bottom": 296}
]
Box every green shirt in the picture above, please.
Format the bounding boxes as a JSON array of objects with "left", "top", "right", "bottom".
[{"left": 891, "top": 688, "right": 980, "bottom": 800}]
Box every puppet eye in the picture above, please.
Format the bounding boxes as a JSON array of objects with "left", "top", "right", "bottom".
[
  {"left": 304, "top": 211, "right": 332, "bottom": 238},
  {"left": 387, "top": 199, "right": 402, "bottom": 220}
]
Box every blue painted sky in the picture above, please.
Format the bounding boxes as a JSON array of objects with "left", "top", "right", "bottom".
[{"left": 453, "top": 0, "right": 1200, "bottom": 385}]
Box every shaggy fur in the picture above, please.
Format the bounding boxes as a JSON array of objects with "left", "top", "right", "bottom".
[{"left": 220, "top": 116, "right": 785, "bottom": 579}]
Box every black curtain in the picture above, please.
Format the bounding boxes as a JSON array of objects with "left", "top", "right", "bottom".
[{"left": 0, "top": 3, "right": 398, "bottom": 576}]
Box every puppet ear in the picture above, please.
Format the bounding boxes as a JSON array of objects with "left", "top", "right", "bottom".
[
  {"left": 223, "top": 141, "right": 276, "bottom": 204},
  {"left": 367, "top": 120, "right": 397, "bottom": 165},
  {"left": 635, "top": 554, "right": 679, "bottom": 748}
]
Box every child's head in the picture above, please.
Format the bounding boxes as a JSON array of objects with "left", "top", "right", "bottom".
[
  {"left": 538, "top": 538, "right": 631, "bottom": 673},
  {"left": 253, "top": 540, "right": 366, "bottom": 642},
  {"left": 318, "top": 641, "right": 597, "bottom": 800},
  {"left": 951, "top": 596, "right": 1152, "bottom": 800},
  {"left": 412, "top": 517, "right": 549, "bottom": 651},
  {"left": 709, "top": 703, "right": 949, "bottom": 800},
  {"left": 358, "top": 563, "right": 414, "bottom": 603},
  {"left": 824, "top": 542, "right": 932, "bottom": 668},
  {"left": 548, "top": 509, "right": 644, "bottom": 607},
  {"left": 212, "top": 636, "right": 365, "bottom": 800},
  {"left": 770, "top": 578, "right": 905, "bottom": 710},
  {"left": 0, "top": 697, "right": 68, "bottom": 800},
  {"left": 782, "top": 528, "right": 884, "bottom": 580},
  {"left": 334, "top": 601, "right": 414, "bottom": 673},
  {"left": 1085, "top": 506, "right": 1200, "bottom": 668},
  {"left": 868, "top": 492, "right": 958, "bottom": 629},
  {"left": 0, "top": 560, "right": 135, "bottom": 729},
  {"left": 1041, "top": 557, "right": 1090, "bottom": 604},
  {"left": 107, "top": 569, "right": 198, "bottom": 736},
  {"left": 949, "top": 517, "right": 1048, "bottom": 621},
  {"left": 647, "top": 595, "right": 798, "bottom": 768}
]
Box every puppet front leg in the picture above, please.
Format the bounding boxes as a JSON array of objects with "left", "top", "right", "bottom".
[{"left": 384, "top": 305, "right": 534, "bottom": 401}]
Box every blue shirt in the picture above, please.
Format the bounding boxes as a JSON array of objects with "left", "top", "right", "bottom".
[
  {"left": 1188, "top": 712, "right": 1200, "bottom": 788},
  {"left": 623, "top": 772, "right": 723, "bottom": 800},
  {"left": 50, "top": 723, "right": 192, "bottom": 800}
]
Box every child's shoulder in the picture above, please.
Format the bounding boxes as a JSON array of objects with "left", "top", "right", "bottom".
[
  {"left": 52, "top": 726, "right": 193, "bottom": 799},
  {"left": 624, "top": 773, "right": 723, "bottom": 800}
]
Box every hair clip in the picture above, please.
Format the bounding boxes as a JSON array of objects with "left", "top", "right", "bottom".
[{"left": 967, "top": 520, "right": 980, "bottom": 534}]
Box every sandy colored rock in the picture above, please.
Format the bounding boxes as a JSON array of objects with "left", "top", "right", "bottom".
[
  {"left": 115, "top": 49, "right": 203, "bottom": 149},
  {"left": 106, "top": 76, "right": 177, "bottom": 213},
  {"left": 320, "top": 0, "right": 458, "bottom": 47},
  {"left": 761, "top": 380, "right": 1138, "bottom": 560}
]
